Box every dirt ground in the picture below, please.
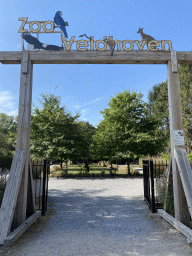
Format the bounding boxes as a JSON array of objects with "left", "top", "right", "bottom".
[{"left": 1, "top": 177, "right": 192, "bottom": 256}]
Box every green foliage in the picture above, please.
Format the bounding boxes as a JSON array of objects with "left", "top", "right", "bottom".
[
  {"left": 30, "top": 93, "right": 96, "bottom": 163},
  {"left": 188, "top": 152, "right": 192, "bottom": 165},
  {"left": 30, "top": 93, "right": 80, "bottom": 161},
  {"left": 162, "top": 154, "right": 170, "bottom": 161},
  {"left": 74, "top": 121, "right": 96, "bottom": 161},
  {"left": 0, "top": 113, "right": 17, "bottom": 161},
  {"left": 148, "top": 65, "right": 192, "bottom": 153},
  {"left": 93, "top": 90, "right": 167, "bottom": 164}
]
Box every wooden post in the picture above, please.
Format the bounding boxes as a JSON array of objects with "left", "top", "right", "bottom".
[
  {"left": 0, "top": 50, "right": 35, "bottom": 244},
  {"left": 167, "top": 53, "right": 190, "bottom": 225}
]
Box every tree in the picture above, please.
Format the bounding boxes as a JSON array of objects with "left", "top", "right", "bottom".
[
  {"left": 0, "top": 113, "right": 17, "bottom": 160},
  {"left": 96, "top": 90, "right": 167, "bottom": 174},
  {"left": 30, "top": 93, "right": 80, "bottom": 164},
  {"left": 148, "top": 64, "right": 192, "bottom": 153},
  {"left": 73, "top": 121, "right": 96, "bottom": 164},
  {"left": 90, "top": 119, "right": 116, "bottom": 163},
  {"left": 179, "top": 65, "right": 192, "bottom": 153}
]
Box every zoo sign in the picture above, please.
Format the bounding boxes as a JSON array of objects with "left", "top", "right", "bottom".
[{"left": 18, "top": 17, "right": 172, "bottom": 52}]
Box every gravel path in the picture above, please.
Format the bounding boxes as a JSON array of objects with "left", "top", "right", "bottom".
[{"left": 2, "top": 177, "right": 192, "bottom": 256}]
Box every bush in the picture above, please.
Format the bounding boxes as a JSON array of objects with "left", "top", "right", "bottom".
[
  {"left": 101, "top": 170, "right": 105, "bottom": 176},
  {"left": 53, "top": 165, "right": 61, "bottom": 171},
  {"left": 188, "top": 152, "right": 192, "bottom": 166},
  {"left": 162, "top": 154, "right": 170, "bottom": 161}
]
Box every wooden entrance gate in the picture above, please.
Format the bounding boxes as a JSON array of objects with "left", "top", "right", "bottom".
[{"left": 0, "top": 49, "right": 192, "bottom": 245}]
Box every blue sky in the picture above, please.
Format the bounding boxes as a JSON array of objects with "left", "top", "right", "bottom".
[{"left": 0, "top": 0, "right": 191, "bottom": 127}]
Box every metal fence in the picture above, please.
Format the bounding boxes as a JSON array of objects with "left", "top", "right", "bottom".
[
  {"left": 143, "top": 159, "right": 169, "bottom": 213},
  {"left": 0, "top": 159, "right": 50, "bottom": 216},
  {"left": 32, "top": 159, "right": 50, "bottom": 216}
]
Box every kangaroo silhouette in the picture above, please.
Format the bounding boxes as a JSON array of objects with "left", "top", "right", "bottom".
[{"left": 137, "top": 28, "right": 156, "bottom": 49}]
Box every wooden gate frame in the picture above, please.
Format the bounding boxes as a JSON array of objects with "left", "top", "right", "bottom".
[{"left": 0, "top": 49, "right": 192, "bottom": 245}]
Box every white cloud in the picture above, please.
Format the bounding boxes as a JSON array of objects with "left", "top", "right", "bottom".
[
  {"left": 90, "top": 97, "right": 102, "bottom": 104},
  {"left": 8, "top": 109, "right": 18, "bottom": 117},
  {"left": 80, "top": 109, "right": 87, "bottom": 115},
  {"left": 0, "top": 91, "right": 17, "bottom": 116},
  {"left": 75, "top": 105, "right": 80, "bottom": 108}
]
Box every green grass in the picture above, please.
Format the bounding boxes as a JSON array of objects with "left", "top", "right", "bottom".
[{"left": 49, "top": 164, "right": 141, "bottom": 178}]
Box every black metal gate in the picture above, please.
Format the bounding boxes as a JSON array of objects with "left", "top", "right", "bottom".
[
  {"left": 143, "top": 160, "right": 156, "bottom": 213},
  {"left": 143, "top": 159, "right": 169, "bottom": 213},
  {"left": 32, "top": 159, "right": 50, "bottom": 216}
]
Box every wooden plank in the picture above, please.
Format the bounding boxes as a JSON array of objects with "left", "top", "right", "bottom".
[
  {"left": 167, "top": 60, "right": 190, "bottom": 225},
  {"left": 4, "top": 211, "right": 41, "bottom": 247},
  {"left": 175, "top": 148, "right": 192, "bottom": 217},
  {"left": 21, "top": 50, "right": 28, "bottom": 74},
  {"left": 0, "top": 50, "right": 192, "bottom": 64},
  {"left": 158, "top": 209, "right": 192, "bottom": 242},
  {"left": 164, "top": 154, "right": 172, "bottom": 211},
  {"left": 171, "top": 51, "right": 178, "bottom": 73},
  {"left": 16, "top": 58, "right": 33, "bottom": 151},
  {"left": 0, "top": 150, "right": 25, "bottom": 245},
  {"left": 13, "top": 56, "right": 33, "bottom": 228},
  {"left": 12, "top": 152, "right": 29, "bottom": 227}
]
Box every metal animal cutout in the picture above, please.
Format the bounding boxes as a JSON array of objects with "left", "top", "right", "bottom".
[
  {"left": 22, "top": 32, "right": 63, "bottom": 51},
  {"left": 79, "top": 34, "right": 93, "bottom": 40},
  {"left": 137, "top": 28, "right": 156, "bottom": 49},
  {"left": 79, "top": 35, "right": 116, "bottom": 55},
  {"left": 103, "top": 38, "right": 116, "bottom": 56},
  {"left": 54, "top": 11, "right": 69, "bottom": 38}
]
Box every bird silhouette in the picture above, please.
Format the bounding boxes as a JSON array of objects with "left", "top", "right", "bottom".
[
  {"left": 54, "top": 11, "right": 68, "bottom": 38},
  {"left": 22, "top": 33, "right": 43, "bottom": 49},
  {"left": 22, "top": 33, "right": 63, "bottom": 51}
]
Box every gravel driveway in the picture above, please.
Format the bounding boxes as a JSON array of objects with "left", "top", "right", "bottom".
[{"left": 2, "top": 177, "right": 192, "bottom": 256}]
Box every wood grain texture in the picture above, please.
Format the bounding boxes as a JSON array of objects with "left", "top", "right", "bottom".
[
  {"left": 164, "top": 154, "right": 172, "bottom": 211},
  {"left": 0, "top": 53, "right": 34, "bottom": 245},
  {"left": 21, "top": 50, "right": 28, "bottom": 74},
  {"left": 175, "top": 147, "right": 192, "bottom": 218},
  {"left": 171, "top": 51, "right": 178, "bottom": 73},
  {"left": 0, "top": 150, "right": 25, "bottom": 245},
  {"left": 13, "top": 54, "right": 33, "bottom": 228},
  {"left": 4, "top": 211, "right": 41, "bottom": 247},
  {"left": 167, "top": 61, "right": 190, "bottom": 225},
  {"left": 1, "top": 50, "right": 192, "bottom": 64},
  {"left": 158, "top": 209, "right": 192, "bottom": 242}
]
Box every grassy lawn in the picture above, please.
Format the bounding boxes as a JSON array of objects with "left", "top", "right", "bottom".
[{"left": 50, "top": 164, "right": 141, "bottom": 178}]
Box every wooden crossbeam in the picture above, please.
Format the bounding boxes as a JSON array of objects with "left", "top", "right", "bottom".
[{"left": 0, "top": 50, "right": 192, "bottom": 64}]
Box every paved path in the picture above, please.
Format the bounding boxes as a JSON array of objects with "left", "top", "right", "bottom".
[{"left": 2, "top": 177, "right": 192, "bottom": 256}]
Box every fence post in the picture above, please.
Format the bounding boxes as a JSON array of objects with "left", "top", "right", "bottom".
[
  {"left": 143, "top": 160, "right": 150, "bottom": 205},
  {"left": 150, "top": 159, "right": 156, "bottom": 213},
  {"left": 42, "top": 159, "right": 47, "bottom": 216},
  {"left": 65, "top": 167, "right": 68, "bottom": 177},
  {"left": 110, "top": 167, "right": 112, "bottom": 176},
  {"left": 45, "top": 160, "right": 49, "bottom": 212}
]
